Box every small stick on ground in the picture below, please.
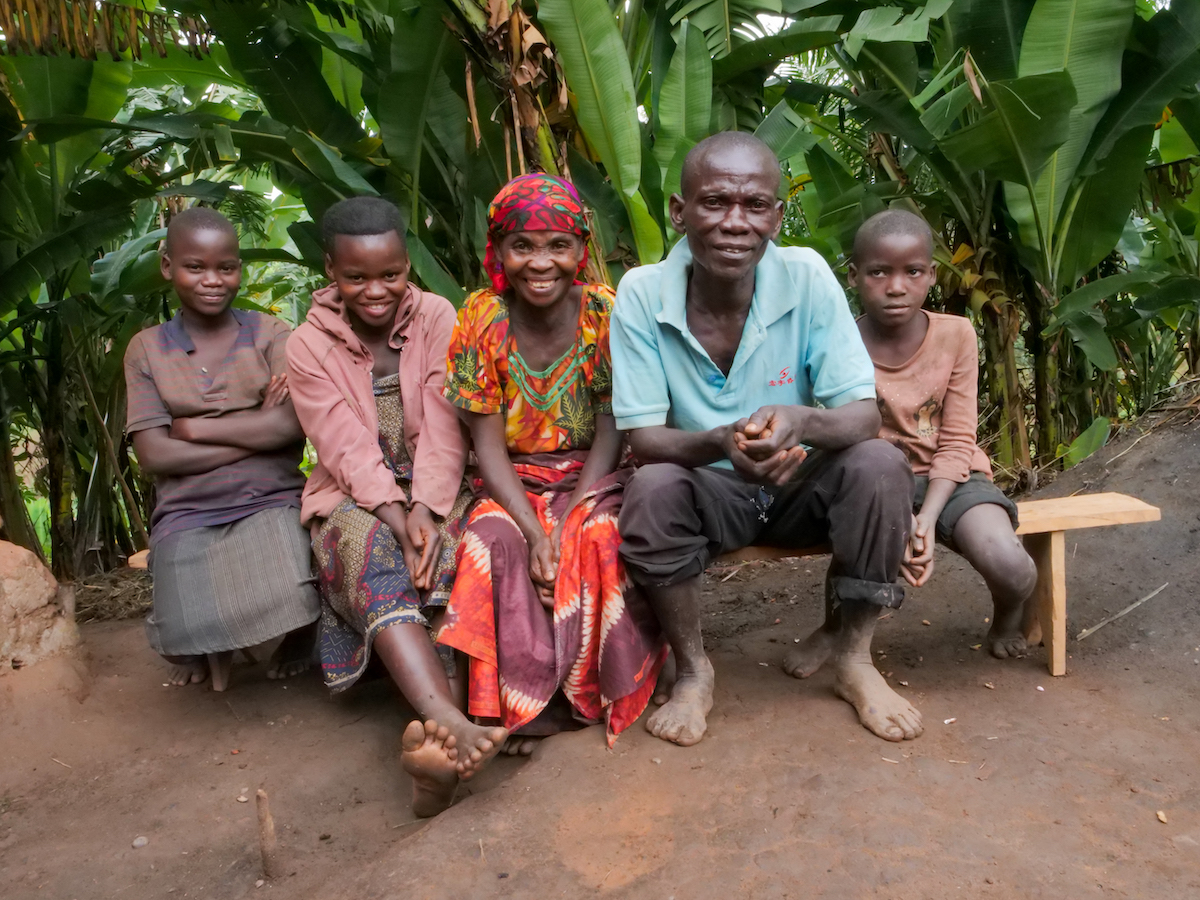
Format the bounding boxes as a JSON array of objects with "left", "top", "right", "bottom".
[
  {"left": 479, "top": 838, "right": 486, "bottom": 862},
  {"left": 255, "top": 789, "right": 281, "bottom": 879},
  {"left": 1077, "top": 583, "right": 1169, "bottom": 641},
  {"left": 718, "top": 563, "right": 748, "bottom": 583}
]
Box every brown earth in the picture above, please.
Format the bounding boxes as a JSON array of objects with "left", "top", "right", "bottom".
[{"left": 3, "top": 412, "right": 1200, "bottom": 899}]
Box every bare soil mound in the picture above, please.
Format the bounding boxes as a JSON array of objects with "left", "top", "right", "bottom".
[{"left": 2, "top": 413, "right": 1198, "bottom": 899}]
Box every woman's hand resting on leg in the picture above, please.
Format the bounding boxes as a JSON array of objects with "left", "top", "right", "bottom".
[{"left": 529, "top": 534, "right": 559, "bottom": 609}]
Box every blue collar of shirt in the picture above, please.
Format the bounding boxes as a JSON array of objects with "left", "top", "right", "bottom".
[
  {"left": 162, "top": 307, "right": 250, "bottom": 354},
  {"left": 654, "top": 238, "right": 801, "bottom": 381}
]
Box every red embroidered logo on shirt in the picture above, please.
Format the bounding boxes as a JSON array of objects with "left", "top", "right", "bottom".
[{"left": 769, "top": 367, "right": 795, "bottom": 387}]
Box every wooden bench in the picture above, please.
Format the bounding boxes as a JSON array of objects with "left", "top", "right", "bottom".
[{"left": 713, "top": 492, "right": 1161, "bottom": 676}]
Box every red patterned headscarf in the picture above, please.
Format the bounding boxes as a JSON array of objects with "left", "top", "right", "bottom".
[{"left": 484, "top": 173, "right": 590, "bottom": 294}]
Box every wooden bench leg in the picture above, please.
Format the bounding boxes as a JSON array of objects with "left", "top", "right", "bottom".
[{"left": 1023, "top": 531, "right": 1067, "bottom": 676}]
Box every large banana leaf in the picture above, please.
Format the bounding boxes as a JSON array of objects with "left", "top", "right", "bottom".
[
  {"left": 540, "top": 0, "right": 648, "bottom": 255},
  {"left": 1084, "top": 4, "right": 1200, "bottom": 169},
  {"left": 183, "top": 0, "right": 364, "bottom": 149},
  {"left": 945, "top": 0, "right": 1034, "bottom": 81},
  {"left": 939, "top": 73, "right": 1075, "bottom": 187},
  {"left": 753, "top": 101, "right": 818, "bottom": 161},
  {"left": 844, "top": 0, "right": 953, "bottom": 59},
  {"left": 376, "top": 0, "right": 452, "bottom": 219},
  {"left": 711, "top": 17, "right": 840, "bottom": 83},
  {"left": 0, "top": 209, "right": 133, "bottom": 315},
  {"left": 668, "top": 0, "right": 783, "bottom": 60},
  {"left": 1004, "top": 0, "right": 1132, "bottom": 255},
  {"left": 654, "top": 22, "right": 712, "bottom": 174},
  {"left": 1056, "top": 125, "right": 1153, "bottom": 288}
]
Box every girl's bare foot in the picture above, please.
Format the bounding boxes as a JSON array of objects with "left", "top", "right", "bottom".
[
  {"left": 782, "top": 624, "right": 835, "bottom": 679},
  {"left": 833, "top": 655, "right": 923, "bottom": 742},
  {"left": 267, "top": 624, "right": 317, "bottom": 679},
  {"left": 400, "top": 719, "right": 460, "bottom": 817},
  {"left": 165, "top": 655, "right": 208, "bottom": 686},
  {"left": 500, "top": 736, "right": 540, "bottom": 756},
  {"left": 645, "top": 657, "right": 714, "bottom": 746}
]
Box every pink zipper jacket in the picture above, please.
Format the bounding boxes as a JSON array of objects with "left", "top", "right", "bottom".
[{"left": 286, "top": 283, "right": 469, "bottom": 526}]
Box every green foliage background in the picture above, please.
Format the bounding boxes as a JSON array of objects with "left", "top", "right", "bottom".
[{"left": 1, "top": 0, "right": 1198, "bottom": 577}]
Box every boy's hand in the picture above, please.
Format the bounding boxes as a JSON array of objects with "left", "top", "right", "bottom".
[
  {"left": 262, "top": 374, "right": 291, "bottom": 408},
  {"left": 529, "top": 535, "right": 559, "bottom": 609},
  {"left": 405, "top": 502, "right": 443, "bottom": 591}
]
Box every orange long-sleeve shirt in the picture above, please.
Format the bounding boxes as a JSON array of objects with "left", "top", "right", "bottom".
[{"left": 870, "top": 312, "right": 992, "bottom": 483}]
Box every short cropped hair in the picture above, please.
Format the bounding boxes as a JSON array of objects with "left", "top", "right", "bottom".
[
  {"left": 852, "top": 209, "right": 934, "bottom": 261},
  {"left": 164, "top": 206, "right": 237, "bottom": 254},
  {"left": 321, "top": 196, "right": 407, "bottom": 255},
  {"left": 680, "top": 132, "right": 782, "bottom": 198}
]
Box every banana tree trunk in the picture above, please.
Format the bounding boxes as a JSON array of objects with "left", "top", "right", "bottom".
[{"left": 44, "top": 315, "right": 75, "bottom": 581}]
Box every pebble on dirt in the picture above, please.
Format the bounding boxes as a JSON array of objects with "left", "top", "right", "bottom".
[{"left": 132, "top": 836, "right": 148, "bottom": 849}]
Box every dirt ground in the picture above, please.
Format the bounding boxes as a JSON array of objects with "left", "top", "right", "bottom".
[{"left": 3, "top": 413, "right": 1200, "bottom": 900}]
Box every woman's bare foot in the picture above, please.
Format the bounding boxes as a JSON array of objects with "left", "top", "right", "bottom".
[
  {"left": 987, "top": 598, "right": 1029, "bottom": 659},
  {"left": 267, "top": 624, "right": 317, "bottom": 679},
  {"left": 400, "top": 719, "right": 459, "bottom": 818},
  {"left": 652, "top": 652, "right": 676, "bottom": 705},
  {"left": 164, "top": 655, "right": 208, "bottom": 686},
  {"left": 833, "top": 655, "right": 923, "bottom": 742},
  {"left": 645, "top": 656, "right": 714, "bottom": 746},
  {"left": 782, "top": 624, "right": 835, "bottom": 679},
  {"left": 500, "top": 736, "right": 540, "bottom": 756}
]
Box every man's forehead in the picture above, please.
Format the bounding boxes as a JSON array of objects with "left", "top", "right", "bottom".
[{"left": 687, "top": 151, "right": 780, "bottom": 196}]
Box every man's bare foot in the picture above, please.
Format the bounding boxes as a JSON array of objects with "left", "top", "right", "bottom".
[
  {"left": 645, "top": 657, "right": 714, "bottom": 746},
  {"left": 988, "top": 599, "right": 1029, "bottom": 659},
  {"left": 833, "top": 657, "right": 923, "bottom": 742},
  {"left": 441, "top": 716, "right": 507, "bottom": 780},
  {"left": 400, "top": 719, "right": 459, "bottom": 817},
  {"left": 165, "top": 655, "right": 208, "bottom": 686},
  {"left": 266, "top": 624, "right": 317, "bottom": 679},
  {"left": 782, "top": 625, "right": 835, "bottom": 679},
  {"left": 653, "top": 652, "right": 676, "bottom": 705},
  {"left": 500, "top": 736, "right": 540, "bottom": 756}
]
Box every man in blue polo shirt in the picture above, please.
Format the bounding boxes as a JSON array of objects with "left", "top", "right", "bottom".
[{"left": 612, "top": 132, "right": 920, "bottom": 747}]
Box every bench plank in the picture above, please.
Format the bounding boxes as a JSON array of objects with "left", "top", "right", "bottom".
[{"left": 1014, "top": 492, "right": 1160, "bottom": 535}]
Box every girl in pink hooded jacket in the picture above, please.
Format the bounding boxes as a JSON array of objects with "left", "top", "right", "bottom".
[{"left": 286, "top": 197, "right": 506, "bottom": 818}]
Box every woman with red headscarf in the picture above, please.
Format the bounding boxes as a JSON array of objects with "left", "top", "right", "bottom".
[{"left": 439, "top": 174, "right": 666, "bottom": 750}]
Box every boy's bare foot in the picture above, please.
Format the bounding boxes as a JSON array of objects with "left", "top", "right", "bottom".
[
  {"left": 833, "top": 656, "right": 923, "bottom": 742},
  {"left": 442, "top": 716, "right": 508, "bottom": 780},
  {"left": 988, "top": 599, "right": 1029, "bottom": 659},
  {"left": 782, "top": 625, "right": 835, "bottom": 679},
  {"left": 645, "top": 657, "right": 714, "bottom": 746},
  {"left": 400, "top": 719, "right": 459, "bottom": 818},
  {"left": 165, "top": 655, "right": 208, "bottom": 686},
  {"left": 267, "top": 624, "right": 317, "bottom": 679}
]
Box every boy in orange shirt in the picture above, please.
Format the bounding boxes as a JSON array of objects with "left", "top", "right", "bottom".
[{"left": 818, "top": 209, "right": 1034, "bottom": 661}]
